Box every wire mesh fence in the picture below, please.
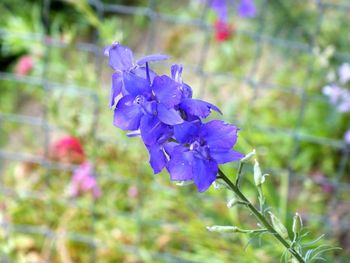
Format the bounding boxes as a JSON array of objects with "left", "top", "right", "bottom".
[{"left": 0, "top": 0, "right": 350, "bottom": 262}]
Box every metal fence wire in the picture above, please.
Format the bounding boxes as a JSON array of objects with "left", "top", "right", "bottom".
[{"left": 0, "top": 0, "right": 350, "bottom": 262}]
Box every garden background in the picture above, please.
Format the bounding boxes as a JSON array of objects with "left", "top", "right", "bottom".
[{"left": 0, "top": 0, "right": 349, "bottom": 262}]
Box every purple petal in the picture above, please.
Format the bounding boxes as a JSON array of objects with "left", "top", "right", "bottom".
[
  {"left": 147, "top": 144, "right": 167, "bottom": 174},
  {"left": 132, "top": 67, "right": 157, "bottom": 83},
  {"left": 157, "top": 103, "right": 184, "bottom": 125},
  {"left": 167, "top": 147, "right": 194, "bottom": 181},
  {"left": 181, "top": 83, "right": 193, "bottom": 99},
  {"left": 114, "top": 95, "right": 143, "bottom": 131},
  {"left": 180, "top": 98, "right": 222, "bottom": 118},
  {"left": 140, "top": 115, "right": 172, "bottom": 146},
  {"left": 171, "top": 64, "right": 183, "bottom": 82},
  {"left": 210, "top": 149, "right": 244, "bottom": 164},
  {"left": 192, "top": 157, "right": 218, "bottom": 192},
  {"left": 170, "top": 64, "right": 193, "bottom": 98},
  {"left": 136, "top": 54, "right": 170, "bottom": 66},
  {"left": 152, "top": 75, "right": 182, "bottom": 109},
  {"left": 110, "top": 72, "right": 123, "bottom": 108},
  {"left": 127, "top": 131, "right": 141, "bottom": 137},
  {"left": 200, "top": 120, "right": 239, "bottom": 150},
  {"left": 174, "top": 121, "right": 200, "bottom": 144},
  {"left": 237, "top": 0, "right": 256, "bottom": 18},
  {"left": 163, "top": 141, "right": 179, "bottom": 156},
  {"left": 123, "top": 71, "right": 151, "bottom": 97},
  {"left": 108, "top": 43, "right": 134, "bottom": 71}
]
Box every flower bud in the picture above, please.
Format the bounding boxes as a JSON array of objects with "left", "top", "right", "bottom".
[
  {"left": 292, "top": 212, "right": 303, "bottom": 235},
  {"left": 227, "top": 197, "right": 238, "bottom": 208},
  {"left": 254, "top": 159, "right": 268, "bottom": 186},
  {"left": 176, "top": 181, "right": 193, "bottom": 186},
  {"left": 206, "top": 225, "right": 238, "bottom": 233},
  {"left": 241, "top": 149, "right": 256, "bottom": 163},
  {"left": 213, "top": 180, "right": 229, "bottom": 190},
  {"left": 268, "top": 212, "right": 289, "bottom": 239}
]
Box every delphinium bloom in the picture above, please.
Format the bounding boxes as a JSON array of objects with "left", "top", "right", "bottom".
[
  {"left": 69, "top": 162, "right": 101, "bottom": 199},
  {"left": 167, "top": 120, "right": 243, "bottom": 192},
  {"left": 105, "top": 42, "right": 169, "bottom": 108},
  {"left": 105, "top": 42, "right": 243, "bottom": 192}
]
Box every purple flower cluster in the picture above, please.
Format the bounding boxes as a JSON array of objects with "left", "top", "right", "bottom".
[
  {"left": 323, "top": 63, "right": 350, "bottom": 145},
  {"left": 105, "top": 42, "right": 243, "bottom": 192},
  {"left": 210, "top": 0, "right": 256, "bottom": 22},
  {"left": 323, "top": 84, "right": 350, "bottom": 113},
  {"left": 323, "top": 63, "right": 350, "bottom": 113}
]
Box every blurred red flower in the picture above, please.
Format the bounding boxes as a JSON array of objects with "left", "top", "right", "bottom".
[
  {"left": 213, "top": 20, "right": 233, "bottom": 42},
  {"left": 50, "top": 136, "right": 85, "bottom": 164}
]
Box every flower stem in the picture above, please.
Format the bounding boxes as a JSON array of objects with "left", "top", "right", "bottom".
[
  {"left": 217, "top": 169, "right": 305, "bottom": 263},
  {"left": 234, "top": 162, "right": 244, "bottom": 186}
]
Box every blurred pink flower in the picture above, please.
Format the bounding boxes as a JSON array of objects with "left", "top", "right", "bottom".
[
  {"left": 313, "top": 173, "right": 334, "bottom": 193},
  {"left": 15, "top": 55, "right": 34, "bottom": 76},
  {"left": 127, "top": 186, "right": 139, "bottom": 199},
  {"left": 69, "top": 162, "right": 101, "bottom": 199}
]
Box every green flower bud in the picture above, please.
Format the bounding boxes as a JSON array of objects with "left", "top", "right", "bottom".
[
  {"left": 254, "top": 159, "right": 268, "bottom": 186},
  {"left": 241, "top": 149, "right": 256, "bottom": 163},
  {"left": 227, "top": 197, "right": 238, "bottom": 208},
  {"left": 213, "top": 180, "right": 229, "bottom": 190},
  {"left": 175, "top": 181, "right": 193, "bottom": 186},
  {"left": 292, "top": 212, "right": 303, "bottom": 235},
  {"left": 269, "top": 212, "right": 289, "bottom": 240}
]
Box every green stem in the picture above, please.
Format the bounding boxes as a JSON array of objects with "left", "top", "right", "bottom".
[
  {"left": 235, "top": 162, "right": 244, "bottom": 186},
  {"left": 217, "top": 169, "right": 305, "bottom": 263},
  {"left": 235, "top": 227, "right": 268, "bottom": 234}
]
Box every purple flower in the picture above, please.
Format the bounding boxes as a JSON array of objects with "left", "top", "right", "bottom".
[
  {"left": 105, "top": 42, "right": 169, "bottom": 108},
  {"left": 323, "top": 84, "right": 350, "bottom": 113},
  {"left": 69, "top": 162, "right": 101, "bottom": 199},
  {"left": 166, "top": 120, "right": 244, "bottom": 192},
  {"left": 113, "top": 74, "right": 184, "bottom": 132},
  {"left": 210, "top": 0, "right": 256, "bottom": 22},
  {"left": 338, "top": 63, "right": 350, "bottom": 84},
  {"left": 237, "top": 0, "right": 257, "bottom": 17},
  {"left": 171, "top": 64, "right": 193, "bottom": 99},
  {"left": 105, "top": 42, "right": 244, "bottom": 192},
  {"left": 211, "top": 0, "right": 230, "bottom": 22},
  {"left": 345, "top": 129, "right": 350, "bottom": 145},
  {"left": 170, "top": 64, "right": 221, "bottom": 119}
]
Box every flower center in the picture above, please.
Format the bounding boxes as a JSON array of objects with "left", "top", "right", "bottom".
[
  {"left": 190, "top": 141, "right": 210, "bottom": 160},
  {"left": 134, "top": 95, "right": 145, "bottom": 105},
  {"left": 190, "top": 141, "right": 200, "bottom": 151}
]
